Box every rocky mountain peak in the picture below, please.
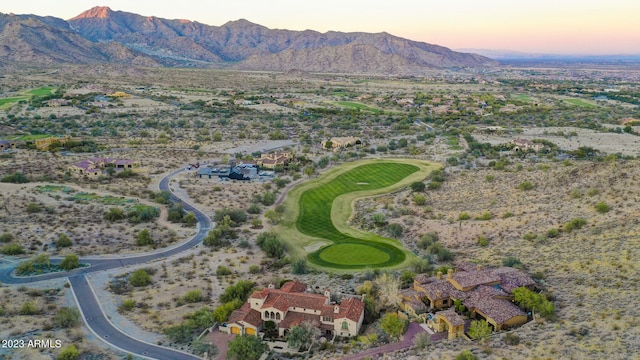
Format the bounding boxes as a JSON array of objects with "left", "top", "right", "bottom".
[{"left": 70, "top": 6, "right": 113, "bottom": 20}]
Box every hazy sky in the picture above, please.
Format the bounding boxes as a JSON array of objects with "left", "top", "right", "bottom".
[{"left": 2, "top": 0, "right": 639, "bottom": 55}]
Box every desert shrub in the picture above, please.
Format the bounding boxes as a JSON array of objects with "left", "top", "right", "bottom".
[
  {"left": 455, "top": 350, "right": 478, "bottom": 360},
  {"left": 136, "top": 229, "right": 153, "bottom": 246},
  {"left": 0, "top": 233, "right": 13, "bottom": 243},
  {"left": 518, "top": 181, "right": 534, "bottom": 191},
  {"left": 1, "top": 172, "right": 29, "bottom": 183},
  {"left": 261, "top": 192, "right": 276, "bottom": 206},
  {"left": 256, "top": 231, "right": 285, "bottom": 258},
  {"left": 129, "top": 269, "right": 152, "bottom": 287},
  {"left": 427, "top": 181, "right": 442, "bottom": 190},
  {"left": 504, "top": 333, "right": 520, "bottom": 345},
  {"left": 53, "top": 307, "right": 80, "bottom": 328},
  {"left": 249, "top": 265, "right": 261, "bottom": 274},
  {"left": 118, "top": 299, "right": 136, "bottom": 313},
  {"left": 291, "top": 258, "right": 309, "bottom": 275},
  {"left": 595, "top": 202, "right": 610, "bottom": 214},
  {"left": 413, "top": 194, "right": 427, "bottom": 205},
  {"left": 372, "top": 213, "right": 387, "bottom": 226},
  {"left": 413, "top": 331, "right": 431, "bottom": 350},
  {"left": 2, "top": 244, "right": 25, "bottom": 255},
  {"left": 57, "top": 345, "right": 80, "bottom": 360},
  {"left": 564, "top": 218, "right": 587, "bottom": 232},
  {"left": 216, "top": 265, "right": 232, "bottom": 276},
  {"left": 105, "top": 207, "right": 126, "bottom": 221},
  {"left": 546, "top": 228, "right": 559, "bottom": 238},
  {"left": 247, "top": 204, "right": 261, "bottom": 214},
  {"left": 26, "top": 203, "right": 42, "bottom": 213},
  {"left": 59, "top": 254, "right": 80, "bottom": 271},
  {"left": 418, "top": 232, "right": 439, "bottom": 249},
  {"left": 183, "top": 290, "right": 203, "bottom": 303},
  {"left": 458, "top": 212, "right": 471, "bottom": 221},
  {"left": 387, "top": 223, "right": 403, "bottom": 238},
  {"left": 502, "top": 256, "right": 522, "bottom": 268},
  {"left": 477, "top": 236, "right": 489, "bottom": 247},
  {"left": 19, "top": 301, "right": 40, "bottom": 315},
  {"left": 476, "top": 211, "right": 492, "bottom": 220},
  {"left": 214, "top": 208, "right": 248, "bottom": 224},
  {"left": 56, "top": 233, "right": 72, "bottom": 248}
]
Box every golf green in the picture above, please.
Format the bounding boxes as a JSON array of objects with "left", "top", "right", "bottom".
[{"left": 296, "top": 162, "right": 419, "bottom": 269}]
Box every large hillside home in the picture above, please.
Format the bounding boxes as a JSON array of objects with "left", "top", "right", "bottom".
[
  {"left": 256, "top": 152, "right": 292, "bottom": 169},
  {"left": 68, "top": 157, "right": 139, "bottom": 178},
  {"left": 400, "top": 263, "right": 536, "bottom": 339},
  {"left": 222, "top": 281, "right": 365, "bottom": 339},
  {"left": 321, "top": 136, "right": 362, "bottom": 151}
]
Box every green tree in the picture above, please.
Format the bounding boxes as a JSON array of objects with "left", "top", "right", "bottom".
[
  {"left": 324, "top": 140, "right": 333, "bottom": 150},
  {"left": 182, "top": 212, "right": 197, "bottom": 226},
  {"left": 379, "top": 313, "right": 408, "bottom": 340},
  {"left": 291, "top": 258, "right": 309, "bottom": 275},
  {"left": 467, "top": 319, "right": 492, "bottom": 342},
  {"left": 164, "top": 323, "right": 194, "bottom": 344},
  {"left": 264, "top": 209, "right": 283, "bottom": 225},
  {"left": 413, "top": 194, "right": 427, "bottom": 206},
  {"left": 226, "top": 334, "right": 268, "bottom": 360},
  {"left": 129, "top": 269, "right": 152, "bottom": 287},
  {"left": 136, "top": 229, "right": 153, "bottom": 246},
  {"left": 410, "top": 181, "right": 426, "bottom": 192},
  {"left": 261, "top": 192, "right": 276, "bottom": 206},
  {"left": 219, "top": 280, "right": 255, "bottom": 303},
  {"left": 57, "top": 345, "right": 80, "bottom": 360},
  {"left": 53, "top": 307, "right": 80, "bottom": 328},
  {"left": 288, "top": 322, "right": 320, "bottom": 350},
  {"left": 213, "top": 299, "right": 243, "bottom": 322},
  {"left": 59, "top": 254, "right": 80, "bottom": 271}
]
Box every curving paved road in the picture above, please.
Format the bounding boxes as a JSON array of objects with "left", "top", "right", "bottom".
[{"left": 0, "top": 168, "right": 208, "bottom": 360}]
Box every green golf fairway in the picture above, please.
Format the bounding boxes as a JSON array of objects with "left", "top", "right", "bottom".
[{"left": 296, "top": 162, "right": 418, "bottom": 269}]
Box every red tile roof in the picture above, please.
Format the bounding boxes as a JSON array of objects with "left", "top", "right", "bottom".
[
  {"left": 461, "top": 286, "right": 526, "bottom": 325},
  {"left": 437, "top": 309, "right": 465, "bottom": 326},
  {"left": 450, "top": 269, "right": 501, "bottom": 290},
  {"left": 336, "top": 298, "right": 365, "bottom": 323},
  {"left": 281, "top": 281, "right": 307, "bottom": 293},
  {"left": 228, "top": 302, "right": 262, "bottom": 327},
  {"left": 278, "top": 312, "right": 320, "bottom": 330}
]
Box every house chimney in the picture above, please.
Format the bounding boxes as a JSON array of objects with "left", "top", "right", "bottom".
[
  {"left": 324, "top": 288, "right": 331, "bottom": 298},
  {"left": 447, "top": 268, "right": 454, "bottom": 279},
  {"left": 437, "top": 271, "right": 443, "bottom": 280},
  {"left": 334, "top": 305, "right": 340, "bottom": 314},
  {"left": 268, "top": 283, "right": 275, "bottom": 289}
]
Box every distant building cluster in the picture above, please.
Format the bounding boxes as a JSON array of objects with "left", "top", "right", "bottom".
[{"left": 401, "top": 262, "right": 537, "bottom": 340}]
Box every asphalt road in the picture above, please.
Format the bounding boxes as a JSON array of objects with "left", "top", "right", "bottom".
[
  {"left": 0, "top": 168, "right": 211, "bottom": 359},
  {"left": 69, "top": 275, "right": 201, "bottom": 360}
]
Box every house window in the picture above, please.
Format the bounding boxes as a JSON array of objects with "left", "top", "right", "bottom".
[
  {"left": 341, "top": 321, "right": 348, "bottom": 330},
  {"left": 442, "top": 299, "right": 449, "bottom": 306},
  {"left": 276, "top": 313, "right": 281, "bottom": 320}
]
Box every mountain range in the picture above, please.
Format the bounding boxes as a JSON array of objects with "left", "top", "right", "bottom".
[{"left": 0, "top": 6, "right": 497, "bottom": 74}]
